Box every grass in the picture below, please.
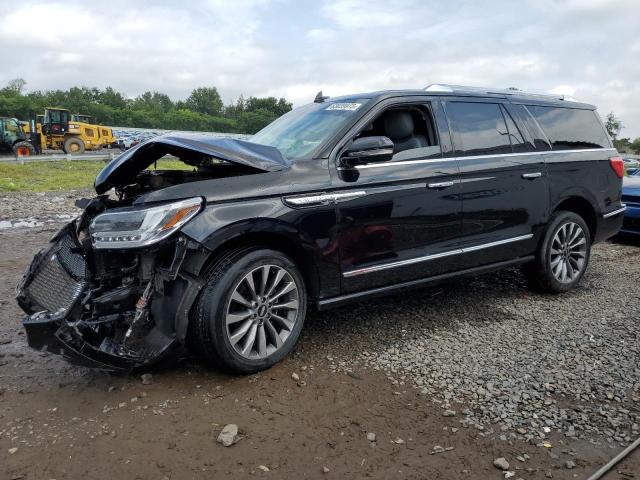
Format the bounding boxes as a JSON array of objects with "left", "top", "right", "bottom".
[{"left": 0, "top": 158, "right": 190, "bottom": 193}]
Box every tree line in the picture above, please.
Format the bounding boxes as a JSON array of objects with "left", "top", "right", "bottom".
[
  {"left": 0, "top": 79, "right": 292, "bottom": 134},
  {"left": 605, "top": 113, "right": 640, "bottom": 154}
]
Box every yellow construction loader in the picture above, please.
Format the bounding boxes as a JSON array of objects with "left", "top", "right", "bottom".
[{"left": 22, "top": 108, "right": 116, "bottom": 154}]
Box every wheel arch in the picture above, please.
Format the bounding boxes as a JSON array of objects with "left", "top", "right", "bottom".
[
  {"left": 196, "top": 229, "right": 322, "bottom": 301},
  {"left": 552, "top": 195, "right": 597, "bottom": 240}
]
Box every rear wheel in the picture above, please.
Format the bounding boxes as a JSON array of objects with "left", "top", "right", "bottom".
[
  {"left": 63, "top": 137, "right": 85, "bottom": 155},
  {"left": 12, "top": 141, "right": 36, "bottom": 157},
  {"left": 524, "top": 211, "right": 591, "bottom": 293},
  {"left": 190, "top": 248, "right": 307, "bottom": 373}
]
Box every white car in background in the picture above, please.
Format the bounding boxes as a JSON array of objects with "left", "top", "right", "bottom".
[{"left": 623, "top": 157, "right": 640, "bottom": 170}]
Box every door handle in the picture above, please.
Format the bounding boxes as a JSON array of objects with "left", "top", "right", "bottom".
[
  {"left": 522, "top": 172, "right": 542, "bottom": 179},
  {"left": 428, "top": 181, "right": 455, "bottom": 189}
]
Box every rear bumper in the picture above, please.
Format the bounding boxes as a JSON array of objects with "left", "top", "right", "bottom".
[{"left": 595, "top": 205, "right": 626, "bottom": 242}]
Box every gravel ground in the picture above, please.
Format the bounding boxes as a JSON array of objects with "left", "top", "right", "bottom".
[
  {"left": 0, "top": 190, "right": 88, "bottom": 228},
  {"left": 1, "top": 191, "right": 639, "bottom": 478},
  {"left": 305, "top": 241, "right": 640, "bottom": 450}
]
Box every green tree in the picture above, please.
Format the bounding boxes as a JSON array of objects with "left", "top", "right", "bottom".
[
  {"left": 605, "top": 112, "right": 622, "bottom": 140},
  {"left": 186, "top": 87, "right": 224, "bottom": 116},
  {"left": 630, "top": 138, "right": 640, "bottom": 154},
  {"left": 1, "top": 78, "right": 26, "bottom": 95},
  {"left": 245, "top": 96, "right": 292, "bottom": 116},
  {"left": 613, "top": 137, "right": 631, "bottom": 153},
  {"left": 0, "top": 80, "right": 289, "bottom": 133}
]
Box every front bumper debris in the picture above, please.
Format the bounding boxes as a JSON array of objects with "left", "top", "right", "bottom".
[
  {"left": 23, "top": 310, "right": 175, "bottom": 371},
  {"left": 16, "top": 222, "right": 176, "bottom": 372}
]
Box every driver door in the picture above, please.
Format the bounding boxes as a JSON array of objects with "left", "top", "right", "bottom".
[{"left": 332, "top": 99, "right": 462, "bottom": 293}]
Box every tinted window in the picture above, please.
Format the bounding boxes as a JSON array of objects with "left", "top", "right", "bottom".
[
  {"left": 446, "top": 102, "right": 511, "bottom": 156},
  {"left": 500, "top": 106, "right": 527, "bottom": 153},
  {"left": 526, "top": 106, "right": 610, "bottom": 150}
]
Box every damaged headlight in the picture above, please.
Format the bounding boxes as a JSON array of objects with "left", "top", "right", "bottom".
[{"left": 90, "top": 197, "right": 202, "bottom": 249}]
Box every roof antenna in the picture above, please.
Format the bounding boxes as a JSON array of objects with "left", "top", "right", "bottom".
[{"left": 314, "top": 91, "right": 329, "bottom": 103}]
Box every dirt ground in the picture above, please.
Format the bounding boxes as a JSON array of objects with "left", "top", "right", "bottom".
[{"left": 1, "top": 226, "right": 638, "bottom": 480}]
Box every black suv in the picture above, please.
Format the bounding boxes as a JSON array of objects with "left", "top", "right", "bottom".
[{"left": 17, "top": 84, "right": 626, "bottom": 373}]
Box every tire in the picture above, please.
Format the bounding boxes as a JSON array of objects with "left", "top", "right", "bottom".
[
  {"left": 190, "top": 248, "right": 307, "bottom": 373},
  {"left": 12, "top": 141, "right": 36, "bottom": 157},
  {"left": 523, "top": 210, "right": 591, "bottom": 293},
  {"left": 63, "top": 137, "right": 85, "bottom": 155}
]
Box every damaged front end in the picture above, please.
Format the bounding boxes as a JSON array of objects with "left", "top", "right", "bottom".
[
  {"left": 16, "top": 134, "right": 290, "bottom": 371},
  {"left": 16, "top": 197, "right": 201, "bottom": 371}
]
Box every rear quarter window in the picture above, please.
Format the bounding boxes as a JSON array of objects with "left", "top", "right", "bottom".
[{"left": 526, "top": 106, "right": 610, "bottom": 150}]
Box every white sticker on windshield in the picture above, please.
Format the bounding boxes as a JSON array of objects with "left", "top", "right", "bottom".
[{"left": 326, "top": 103, "right": 362, "bottom": 111}]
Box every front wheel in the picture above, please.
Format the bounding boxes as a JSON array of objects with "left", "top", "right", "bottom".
[
  {"left": 524, "top": 211, "right": 591, "bottom": 293},
  {"left": 190, "top": 248, "right": 307, "bottom": 373},
  {"left": 12, "top": 141, "right": 36, "bottom": 157}
]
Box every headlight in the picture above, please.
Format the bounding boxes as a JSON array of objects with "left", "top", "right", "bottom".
[{"left": 90, "top": 197, "right": 202, "bottom": 249}]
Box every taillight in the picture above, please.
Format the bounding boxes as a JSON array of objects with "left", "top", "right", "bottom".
[{"left": 609, "top": 156, "right": 624, "bottom": 179}]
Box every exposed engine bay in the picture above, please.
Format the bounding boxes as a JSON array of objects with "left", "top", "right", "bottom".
[{"left": 15, "top": 134, "right": 291, "bottom": 371}]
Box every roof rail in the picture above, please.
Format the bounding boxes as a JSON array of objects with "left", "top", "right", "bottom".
[{"left": 424, "top": 84, "right": 577, "bottom": 101}]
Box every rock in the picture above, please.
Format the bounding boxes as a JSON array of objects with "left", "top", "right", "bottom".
[
  {"left": 322, "top": 466, "right": 330, "bottom": 473},
  {"left": 366, "top": 432, "right": 376, "bottom": 442},
  {"left": 565, "top": 460, "right": 576, "bottom": 469},
  {"left": 392, "top": 438, "right": 405, "bottom": 444},
  {"left": 291, "top": 373, "right": 300, "bottom": 381},
  {"left": 217, "top": 424, "right": 239, "bottom": 447},
  {"left": 8, "top": 447, "right": 18, "bottom": 454},
  {"left": 141, "top": 373, "right": 153, "bottom": 385},
  {"left": 442, "top": 409, "right": 456, "bottom": 417},
  {"left": 504, "top": 472, "right": 516, "bottom": 479},
  {"left": 494, "top": 457, "right": 510, "bottom": 470},
  {"left": 257, "top": 465, "right": 269, "bottom": 472},
  {"left": 107, "top": 386, "right": 116, "bottom": 393}
]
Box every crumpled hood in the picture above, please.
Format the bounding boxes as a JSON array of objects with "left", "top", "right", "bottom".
[{"left": 94, "top": 133, "right": 290, "bottom": 194}]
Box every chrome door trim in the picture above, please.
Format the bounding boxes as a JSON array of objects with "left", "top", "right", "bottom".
[
  {"left": 427, "top": 181, "right": 455, "bottom": 189},
  {"left": 459, "top": 234, "right": 534, "bottom": 253},
  {"left": 602, "top": 205, "right": 627, "bottom": 219},
  {"left": 521, "top": 172, "right": 543, "bottom": 179},
  {"left": 354, "top": 148, "right": 616, "bottom": 170},
  {"left": 283, "top": 190, "right": 367, "bottom": 207},
  {"left": 343, "top": 233, "right": 534, "bottom": 278}
]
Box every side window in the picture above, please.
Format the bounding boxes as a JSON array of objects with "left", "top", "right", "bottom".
[
  {"left": 355, "top": 104, "right": 441, "bottom": 161},
  {"left": 500, "top": 106, "right": 527, "bottom": 153},
  {"left": 526, "top": 106, "right": 610, "bottom": 150},
  {"left": 446, "top": 102, "right": 511, "bottom": 157}
]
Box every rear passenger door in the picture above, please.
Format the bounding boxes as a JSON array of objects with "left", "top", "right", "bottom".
[{"left": 443, "top": 99, "right": 548, "bottom": 266}]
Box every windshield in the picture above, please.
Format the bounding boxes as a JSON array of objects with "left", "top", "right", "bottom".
[{"left": 251, "top": 100, "right": 368, "bottom": 159}]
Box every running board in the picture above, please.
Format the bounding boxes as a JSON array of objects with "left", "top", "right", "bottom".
[{"left": 316, "top": 256, "right": 535, "bottom": 310}]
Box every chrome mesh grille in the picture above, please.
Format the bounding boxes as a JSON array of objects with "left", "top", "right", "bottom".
[{"left": 22, "top": 233, "right": 87, "bottom": 314}]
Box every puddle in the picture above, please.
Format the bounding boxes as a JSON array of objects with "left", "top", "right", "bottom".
[{"left": 0, "top": 214, "right": 75, "bottom": 231}]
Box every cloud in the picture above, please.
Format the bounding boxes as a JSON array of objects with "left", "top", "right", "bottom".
[{"left": 0, "top": 0, "right": 639, "bottom": 137}]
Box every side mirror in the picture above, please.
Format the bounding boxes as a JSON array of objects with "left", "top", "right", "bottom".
[{"left": 342, "top": 136, "right": 394, "bottom": 167}]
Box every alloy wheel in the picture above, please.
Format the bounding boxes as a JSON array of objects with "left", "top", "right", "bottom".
[
  {"left": 225, "top": 264, "right": 300, "bottom": 359},
  {"left": 549, "top": 221, "right": 587, "bottom": 283}
]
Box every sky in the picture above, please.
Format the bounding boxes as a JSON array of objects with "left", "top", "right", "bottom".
[{"left": 0, "top": 0, "right": 639, "bottom": 137}]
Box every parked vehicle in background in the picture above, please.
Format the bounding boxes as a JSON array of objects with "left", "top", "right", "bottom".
[
  {"left": 16, "top": 84, "right": 625, "bottom": 374},
  {"left": 22, "top": 108, "right": 116, "bottom": 154},
  {"left": 0, "top": 117, "right": 36, "bottom": 156},
  {"left": 623, "top": 157, "right": 640, "bottom": 171},
  {"left": 621, "top": 169, "right": 640, "bottom": 235}
]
